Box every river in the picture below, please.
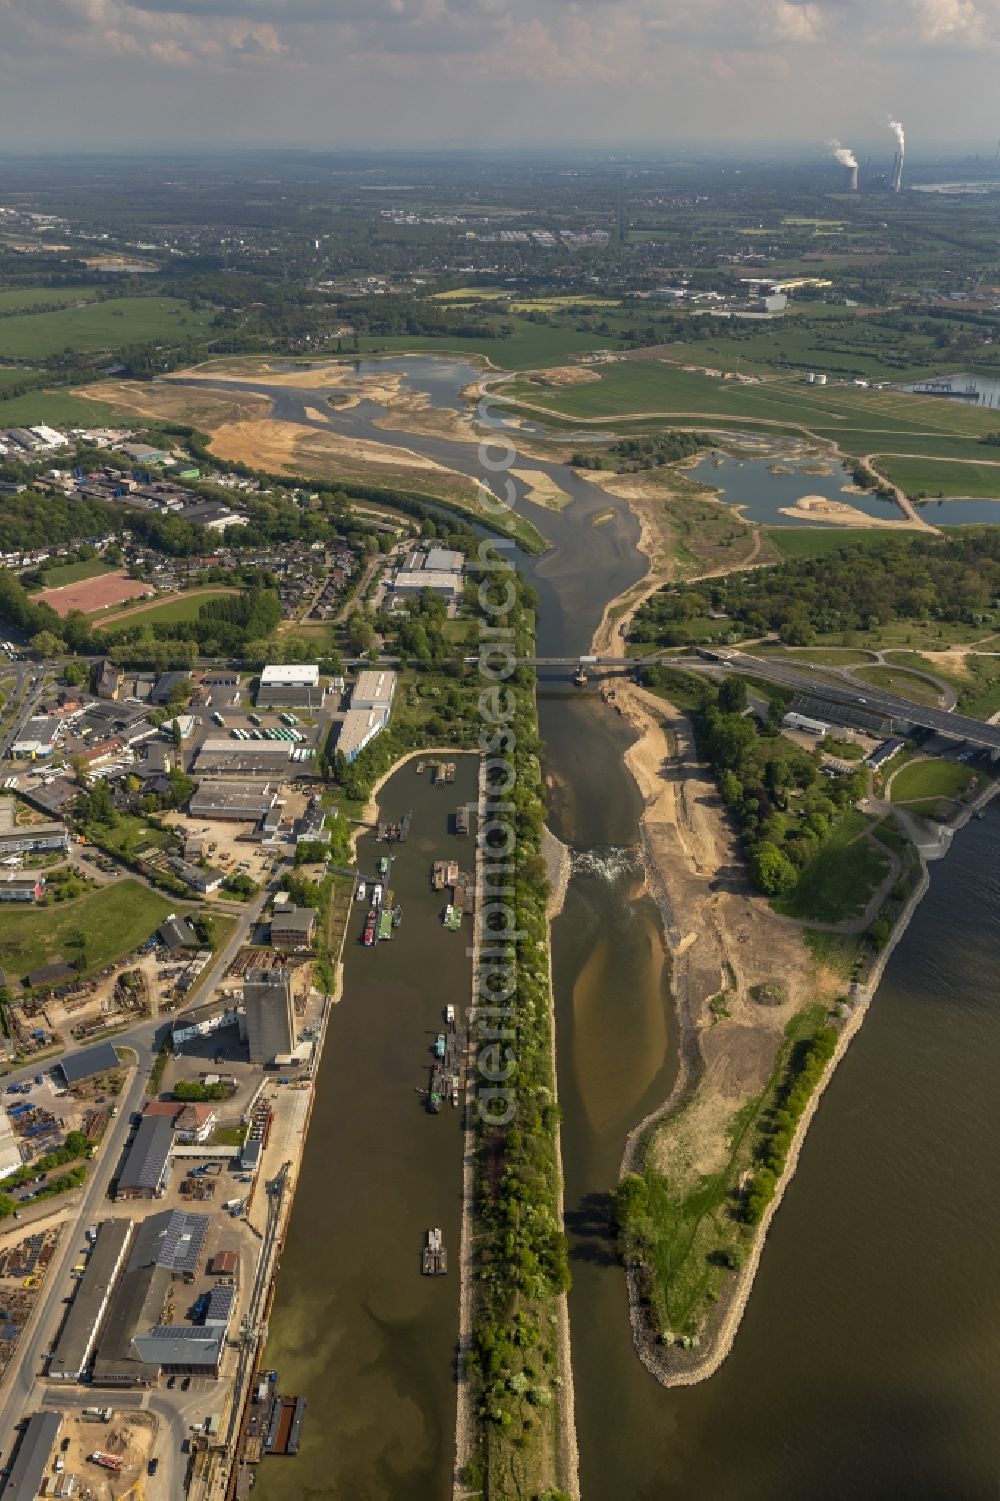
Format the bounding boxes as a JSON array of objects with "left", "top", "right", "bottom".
[{"left": 222, "top": 356, "right": 999, "bottom": 1499}]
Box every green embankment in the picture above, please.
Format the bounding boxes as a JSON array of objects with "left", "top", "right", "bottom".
[{"left": 616, "top": 1004, "right": 835, "bottom": 1342}]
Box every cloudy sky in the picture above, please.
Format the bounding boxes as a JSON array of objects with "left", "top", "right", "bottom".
[{"left": 0, "top": 0, "right": 995, "bottom": 152}]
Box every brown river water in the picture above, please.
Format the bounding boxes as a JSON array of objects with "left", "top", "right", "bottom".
[{"left": 203, "top": 359, "right": 1000, "bottom": 1501}]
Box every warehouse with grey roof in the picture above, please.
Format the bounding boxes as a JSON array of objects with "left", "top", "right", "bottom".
[{"left": 48, "top": 1219, "right": 133, "bottom": 1381}]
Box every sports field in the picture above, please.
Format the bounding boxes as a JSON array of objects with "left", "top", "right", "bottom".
[
  {"left": 100, "top": 588, "right": 236, "bottom": 631},
  {"left": 35, "top": 571, "right": 154, "bottom": 618},
  {"left": 30, "top": 559, "right": 114, "bottom": 591}
]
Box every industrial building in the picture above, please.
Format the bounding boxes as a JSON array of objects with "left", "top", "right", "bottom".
[
  {"left": 171, "top": 995, "right": 242, "bottom": 1052},
  {"left": 269, "top": 905, "right": 316, "bottom": 952},
  {"left": 3, "top": 1411, "right": 62, "bottom": 1499},
  {"left": 48, "top": 1219, "right": 133, "bottom": 1381},
  {"left": 244, "top": 968, "right": 296, "bottom": 1064},
  {"left": 189, "top": 781, "right": 281, "bottom": 823},
  {"left": 58, "top": 1040, "right": 121, "bottom": 1087},
  {"left": 149, "top": 670, "right": 191, "bottom": 706},
  {"left": 392, "top": 569, "right": 463, "bottom": 602},
  {"left": 351, "top": 670, "right": 397, "bottom": 713},
  {"left": 782, "top": 710, "right": 831, "bottom": 737},
  {"left": 92, "top": 1209, "right": 225, "bottom": 1385},
  {"left": 115, "top": 1114, "right": 174, "bottom": 1201},
  {"left": 159, "top": 915, "right": 201, "bottom": 954},
  {"left": 194, "top": 739, "right": 293, "bottom": 775},
  {"left": 10, "top": 716, "right": 61, "bottom": 759},
  {"left": 255, "top": 664, "right": 325, "bottom": 710},
  {"left": 336, "top": 669, "right": 398, "bottom": 764}
]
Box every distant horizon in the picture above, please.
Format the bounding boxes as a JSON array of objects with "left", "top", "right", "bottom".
[{"left": 0, "top": 142, "right": 997, "bottom": 165}]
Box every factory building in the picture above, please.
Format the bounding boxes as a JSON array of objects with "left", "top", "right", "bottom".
[
  {"left": 58, "top": 1040, "right": 121, "bottom": 1087},
  {"left": 244, "top": 969, "right": 296, "bottom": 1064},
  {"left": 337, "top": 669, "right": 397, "bottom": 764},
  {"left": 255, "top": 664, "right": 325, "bottom": 710},
  {"left": 194, "top": 739, "right": 293, "bottom": 776},
  {"left": 269, "top": 905, "right": 316, "bottom": 953},
  {"left": 115, "top": 1115, "right": 174, "bottom": 1201},
  {"left": 92, "top": 1210, "right": 222, "bottom": 1386},
  {"left": 188, "top": 781, "right": 281, "bottom": 823},
  {"left": 3, "top": 1411, "right": 62, "bottom": 1499},
  {"left": 10, "top": 716, "right": 62, "bottom": 759},
  {"left": 171, "top": 995, "right": 242, "bottom": 1052},
  {"left": 48, "top": 1219, "right": 134, "bottom": 1381}
]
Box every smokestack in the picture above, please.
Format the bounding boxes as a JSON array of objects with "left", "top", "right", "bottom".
[
  {"left": 889, "top": 119, "right": 905, "bottom": 192},
  {"left": 829, "top": 140, "right": 859, "bottom": 190}
]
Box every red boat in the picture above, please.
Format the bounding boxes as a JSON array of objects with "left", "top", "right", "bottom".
[{"left": 362, "top": 907, "right": 378, "bottom": 947}]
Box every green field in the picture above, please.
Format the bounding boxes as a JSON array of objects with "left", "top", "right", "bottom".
[
  {"left": 0, "top": 879, "right": 178, "bottom": 981},
  {"left": 355, "top": 319, "right": 615, "bottom": 371},
  {"left": 876, "top": 456, "right": 1000, "bottom": 501},
  {"left": 774, "top": 811, "right": 890, "bottom": 923},
  {"left": 767, "top": 528, "right": 898, "bottom": 559},
  {"left": 100, "top": 589, "right": 234, "bottom": 631},
  {"left": 31, "top": 558, "right": 114, "bottom": 591},
  {"left": 510, "top": 364, "right": 1000, "bottom": 456},
  {"left": 0, "top": 297, "right": 213, "bottom": 360},
  {"left": 889, "top": 758, "right": 977, "bottom": 807},
  {"left": 0, "top": 388, "right": 120, "bottom": 428},
  {"left": 0, "top": 286, "right": 103, "bottom": 313}
]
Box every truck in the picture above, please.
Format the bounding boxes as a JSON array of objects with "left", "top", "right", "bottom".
[
  {"left": 89, "top": 1452, "right": 125, "bottom": 1472},
  {"left": 82, "top": 1407, "right": 113, "bottom": 1423}
]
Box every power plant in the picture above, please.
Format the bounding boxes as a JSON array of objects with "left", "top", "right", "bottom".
[
  {"left": 889, "top": 119, "right": 905, "bottom": 192},
  {"left": 830, "top": 140, "right": 859, "bottom": 191}
]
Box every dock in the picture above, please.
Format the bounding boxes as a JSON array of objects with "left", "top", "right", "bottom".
[
  {"left": 266, "top": 1394, "right": 307, "bottom": 1456},
  {"left": 378, "top": 810, "right": 412, "bottom": 843}
]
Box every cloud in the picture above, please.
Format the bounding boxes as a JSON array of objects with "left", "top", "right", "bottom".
[{"left": 0, "top": 0, "right": 996, "bottom": 145}]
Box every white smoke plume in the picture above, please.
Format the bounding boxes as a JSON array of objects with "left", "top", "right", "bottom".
[
  {"left": 829, "top": 139, "right": 858, "bottom": 169},
  {"left": 889, "top": 119, "right": 905, "bottom": 153}
]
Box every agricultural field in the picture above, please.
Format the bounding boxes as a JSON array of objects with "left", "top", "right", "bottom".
[
  {"left": 876, "top": 456, "right": 1000, "bottom": 500},
  {"left": 354, "top": 320, "right": 612, "bottom": 371},
  {"left": 509, "top": 362, "right": 1000, "bottom": 456},
  {"left": 0, "top": 879, "right": 178, "bottom": 981},
  {"left": 0, "top": 388, "right": 121, "bottom": 429},
  {"left": 767, "top": 528, "right": 899, "bottom": 559},
  {"left": 0, "top": 296, "right": 213, "bottom": 360},
  {"left": 0, "top": 286, "right": 103, "bottom": 313}
]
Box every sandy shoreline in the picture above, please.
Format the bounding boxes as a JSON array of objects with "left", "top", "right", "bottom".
[{"left": 587, "top": 486, "right": 954, "bottom": 1389}]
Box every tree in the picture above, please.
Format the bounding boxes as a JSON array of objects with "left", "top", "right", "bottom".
[
  {"left": 30, "top": 629, "right": 66, "bottom": 658},
  {"left": 172, "top": 719, "right": 183, "bottom": 752},
  {"left": 717, "top": 675, "right": 747, "bottom": 714},
  {"left": 748, "top": 842, "right": 798, "bottom": 897}
]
